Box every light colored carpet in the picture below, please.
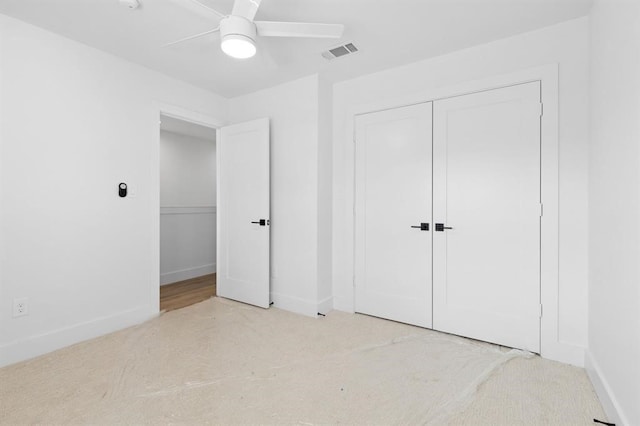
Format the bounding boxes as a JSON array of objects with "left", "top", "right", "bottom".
[{"left": 0, "top": 297, "right": 606, "bottom": 425}]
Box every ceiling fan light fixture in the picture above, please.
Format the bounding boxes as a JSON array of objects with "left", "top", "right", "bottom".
[
  {"left": 221, "top": 34, "right": 256, "bottom": 59},
  {"left": 219, "top": 15, "right": 257, "bottom": 59}
]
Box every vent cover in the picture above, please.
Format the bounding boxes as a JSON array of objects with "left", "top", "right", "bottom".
[{"left": 322, "top": 42, "right": 359, "bottom": 60}]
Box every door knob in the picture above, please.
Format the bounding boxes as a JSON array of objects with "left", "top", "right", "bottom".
[
  {"left": 435, "top": 223, "right": 453, "bottom": 232},
  {"left": 410, "top": 223, "right": 429, "bottom": 231},
  {"left": 251, "top": 219, "right": 269, "bottom": 226}
]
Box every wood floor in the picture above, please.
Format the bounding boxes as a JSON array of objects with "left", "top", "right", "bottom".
[{"left": 160, "top": 274, "right": 216, "bottom": 312}]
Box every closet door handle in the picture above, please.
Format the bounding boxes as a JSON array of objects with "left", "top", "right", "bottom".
[
  {"left": 435, "top": 223, "right": 453, "bottom": 232},
  {"left": 251, "top": 219, "right": 268, "bottom": 226},
  {"left": 410, "top": 223, "right": 429, "bottom": 231}
]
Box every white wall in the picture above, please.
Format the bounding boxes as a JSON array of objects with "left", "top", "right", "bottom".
[
  {"left": 160, "top": 206, "right": 216, "bottom": 285},
  {"left": 317, "top": 75, "right": 333, "bottom": 313},
  {"left": 332, "top": 18, "right": 590, "bottom": 365},
  {"left": 229, "top": 75, "right": 320, "bottom": 317},
  {"left": 160, "top": 130, "right": 216, "bottom": 207},
  {"left": 0, "top": 14, "right": 227, "bottom": 367},
  {"left": 586, "top": 1, "right": 640, "bottom": 424},
  {"left": 160, "top": 130, "right": 216, "bottom": 285}
]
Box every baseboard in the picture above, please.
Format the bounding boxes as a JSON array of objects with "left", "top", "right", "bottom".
[
  {"left": 585, "top": 350, "right": 628, "bottom": 426},
  {"left": 160, "top": 263, "right": 216, "bottom": 285},
  {"left": 270, "top": 292, "right": 318, "bottom": 318},
  {"left": 317, "top": 296, "right": 333, "bottom": 315},
  {"left": 332, "top": 295, "right": 355, "bottom": 314},
  {"left": 0, "top": 306, "right": 156, "bottom": 368},
  {"left": 542, "top": 342, "right": 586, "bottom": 367}
]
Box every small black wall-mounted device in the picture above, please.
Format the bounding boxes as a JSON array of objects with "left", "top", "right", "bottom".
[{"left": 119, "top": 182, "right": 127, "bottom": 198}]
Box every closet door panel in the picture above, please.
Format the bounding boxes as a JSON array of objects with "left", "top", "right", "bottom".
[
  {"left": 354, "top": 102, "right": 433, "bottom": 328},
  {"left": 433, "top": 82, "right": 542, "bottom": 352}
]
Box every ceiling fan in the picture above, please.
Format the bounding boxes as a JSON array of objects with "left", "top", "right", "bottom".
[{"left": 165, "top": 0, "right": 345, "bottom": 59}]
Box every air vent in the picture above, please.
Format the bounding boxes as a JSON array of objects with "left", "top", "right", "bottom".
[{"left": 322, "top": 42, "right": 359, "bottom": 60}]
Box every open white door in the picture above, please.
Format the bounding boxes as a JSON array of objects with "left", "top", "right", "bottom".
[
  {"left": 432, "top": 82, "right": 542, "bottom": 352},
  {"left": 217, "top": 118, "right": 270, "bottom": 308},
  {"left": 354, "top": 102, "right": 433, "bottom": 328}
]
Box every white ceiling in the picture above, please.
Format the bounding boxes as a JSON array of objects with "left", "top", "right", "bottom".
[
  {"left": 0, "top": 0, "right": 593, "bottom": 98},
  {"left": 160, "top": 114, "right": 217, "bottom": 140}
]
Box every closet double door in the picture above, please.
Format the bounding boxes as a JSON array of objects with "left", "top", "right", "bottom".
[{"left": 354, "top": 82, "right": 542, "bottom": 352}]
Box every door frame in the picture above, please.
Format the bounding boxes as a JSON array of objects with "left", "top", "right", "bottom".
[
  {"left": 343, "top": 64, "right": 579, "bottom": 365},
  {"left": 151, "top": 103, "right": 225, "bottom": 313}
]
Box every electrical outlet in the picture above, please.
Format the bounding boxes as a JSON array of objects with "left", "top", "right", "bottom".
[{"left": 13, "top": 298, "right": 28, "bottom": 317}]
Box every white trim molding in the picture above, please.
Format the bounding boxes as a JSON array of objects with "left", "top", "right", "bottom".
[
  {"left": 160, "top": 263, "right": 216, "bottom": 286},
  {"left": 585, "top": 351, "right": 628, "bottom": 426},
  {"left": 270, "top": 292, "right": 318, "bottom": 318},
  {"left": 160, "top": 206, "right": 217, "bottom": 215},
  {"left": 0, "top": 307, "right": 155, "bottom": 368},
  {"left": 317, "top": 296, "right": 334, "bottom": 315}
]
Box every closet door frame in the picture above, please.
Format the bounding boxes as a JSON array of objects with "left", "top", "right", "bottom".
[{"left": 342, "top": 64, "right": 580, "bottom": 366}]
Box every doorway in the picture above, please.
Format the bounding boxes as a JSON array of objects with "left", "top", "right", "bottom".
[
  {"left": 159, "top": 114, "right": 218, "bottom": 311},
  {"left": 154, "top": 109, "right": 271, "bottom": 312},
  {"left": 354, "top": 82, "right": 542, "bottom": 352}
]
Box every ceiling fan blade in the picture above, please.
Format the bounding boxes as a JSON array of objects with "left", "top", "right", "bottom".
[
  {"left": 232, "top": 0, "right": 262, "bottom": 21},
  {"left": 256, "top": 39, "right": 278, "bottom": 71},
  {"left": 163, "top": 27, "right": 220, "bottom": 47},
  {"left": 255, "top": 21, "right": 344, "bottom": 38},
  {"left": 167, "top": 0, "right": 225, "bottom": 20}
]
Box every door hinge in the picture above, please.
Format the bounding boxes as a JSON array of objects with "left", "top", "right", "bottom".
[
  {"left": 539, "top": 304, "right": 543, "bottom": 318},
  {"left": 539, "top": 103, "right": 544, "bottom": 117},
  {"left": 352, "top": 276, "right": 356, "bottom": 287},
  {"left": 539, "top": 203, "right": 544, "bottom": 217}
]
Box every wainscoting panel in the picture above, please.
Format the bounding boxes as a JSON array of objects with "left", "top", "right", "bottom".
[{"left": 160, "top": 206, "right": 216, "bottom": 285}]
